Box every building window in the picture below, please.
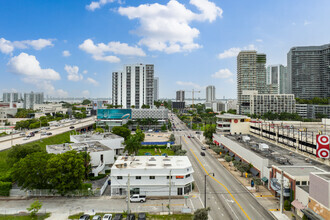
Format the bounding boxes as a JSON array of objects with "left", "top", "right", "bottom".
[
  {"left": 117, "top": 176, "right": 123, "bottom": 180},
  {"left": 150, "top": 176, "right": 155, "bottom": 180},
  {"left": 167, "top": 176, "right": 172, "bottom": 179},
  {"left": 302, "top": 181, "right": 307, "bottom": 186},
  {"left": 185, "top": 174, "right": 190, "bottom": 178},
  {"left": 296, "top": 181, "right": 300, "bottom": 185},
  {"left": 136, "top": 176, "right": 141, "bottom": 180}
]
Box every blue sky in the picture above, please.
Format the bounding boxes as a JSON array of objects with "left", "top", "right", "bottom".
[{"left": 0, "top": 0, "right": 329, "bottom": 99}]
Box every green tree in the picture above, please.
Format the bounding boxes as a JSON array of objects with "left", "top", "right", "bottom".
[
  {"left": 124, "top": 135, "right": 142, "bottom": 155},
  {"left": 27, "top": 200, "right": 42, "bottom": 217},
  {"left": 169, "top": 134, "right": 175, "bottom": 142},
  {"left": 253, "top": 177, "right": 262, "bottom": 192},
  {"left": 80, "top": 151, "right": 91, "bottom": 180},
  {"left": 237, "top": 163, "right": 250, "bottom": 177},
  {"left": 7, "top": 144, "right": 45, "bottom": 166},
  {"left": 104, "top": 124, "right": 109, "bottom": 131},
  {"left": 12, "top": 152, "right": 52, "bottom": 189},
  {"left": 46, "top": 151, "right": 85, "bottom": 195},
  {"left": 141, "top": 104, "right": 150, "bottom": 109},
  {"left": 284, "top": 200, "right": 291, "bottom": 211},
  {"left": 94, "top": 127, "right": 105, "bottom": 133},
  {"left": 194, "top": 207, "right": 210, "bottom": 220},
  {"left": 203, "top": 126, "right": 216, "bottom": 140},
  {"left": 112, "top": 126, "right": 131, "bottom": 140},
  {"left": 224, "top": 155, "right": 232, "bottom": 162},
  {"left": 227, "top": 109, "right": 236, "bottom": 114},
  {"left": 161, "top": 124, "right": 167, "bottom": 131},
  {"left": 81, "top": 99, "right": 91, "bottom": 105},
  {"left": 135, "top": 129, "right": 145, "bottom": 142}
]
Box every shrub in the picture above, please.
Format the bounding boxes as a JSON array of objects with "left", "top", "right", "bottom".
[
  {"left": 88, "top": 174, "right": 107, "bottom": 181},
  {"left": 284, "top": 200, "right": 291, "bottom": 211},
  {"left": 0, "top": 181, "right": 12, "bottom": 196},
  {"left": 194, "top": 207, "right": 210, "bottom": 220},
  {"left": 224, "top": 155, "right": 232, "bottom": 162},
  {"left": 105, "top": 170, "right": 111, "bottom": 174}
]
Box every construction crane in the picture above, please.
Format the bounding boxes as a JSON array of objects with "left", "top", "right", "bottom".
[{"left": 186, "top": 89, "right": 201, "bottom": 108}]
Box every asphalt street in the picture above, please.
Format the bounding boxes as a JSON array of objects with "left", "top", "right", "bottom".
[{"left": 170, "top": 113, "right": 274, "bottom": 220}]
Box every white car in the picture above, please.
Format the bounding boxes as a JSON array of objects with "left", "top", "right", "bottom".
[
  {"left": 23, "top": 137, "right": 30, "bottom": 140},
  {"left": 102, "top": 214, "right": 112, "bottom": 220}
]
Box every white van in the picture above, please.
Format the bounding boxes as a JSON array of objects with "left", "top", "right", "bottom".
[{"left": 130, "top": 194, "right": 146, "bottom": 203}]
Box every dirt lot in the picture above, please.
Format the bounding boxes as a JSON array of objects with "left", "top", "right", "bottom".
[{"left": 144, "top": 132, "right": 171, "bottom": 142}]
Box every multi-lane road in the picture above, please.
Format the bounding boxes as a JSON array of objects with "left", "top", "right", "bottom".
[
  {"left": 170, "top": 114, "right": 274, "bottom": 220},
  {"left": 0, "top": 116, "right": 96, "bottom": 151}
]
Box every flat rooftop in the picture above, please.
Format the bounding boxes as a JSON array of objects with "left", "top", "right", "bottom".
[
  {"left": 277, "top": 166, "right": 325, "bottom": 177},
  {"left": 224, "top": 134, "right": 330, "bottom": 172},
  {"left": 112, "top": 156, "right": 192, "bottom": 170},
  {"left": 46, "top": 141, "right": 111, "bottom": 154},
  {"left": 216, "top": 113, "right": 249, "bottom": 119},
  {"left": 315, "top": 173, "right": 330, "bottom": 181},
  {"left": 71, "top": 132, "right": 123, "bottom": 142}
]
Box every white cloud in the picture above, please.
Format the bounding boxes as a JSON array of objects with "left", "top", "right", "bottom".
[
  {"left": 79, "top": 39, "right": 146, "bottom": 63},
  {"left": 0, "top": 38, "right": 14, "bottom": 54},
  {"left": 65, "top": 65, "right": 83, "bottom": 81},
  {"left": 7, "top": 53, "right": 60, "bottom": 80},
  {"left": 118, "top": 0, "right": 222, "bottom": 53},
  {"left": 226, "top": 78, "right": 235, "bottom": 84},
  {"left": 304, "top": 20, "right": 311, "bottom": 26},
  {"left": 62, "top": 50, "right": 71, "bottom": 57},
  {"left": 0, "top": 37, "right": 53, "bottom": 54},
  {"left": 86, "top": 77, "right": 99, "bottom": 86},
  {"left": 83, "top": 70, "right": 88, "bottom": 74},
  {"left": 176, "top": 81, "right": 203, "bottom": 90},
  {"left": 256, "top": 39, "right": 263, "bottom": 42},
  {"left": 22, "top": 78, "right": 68, "bottom": 97},
  {"left": 211, "top": 69, "right": 233, "bottom": 79},
  {"left": 86, "top": 0, "right": 115, "bottom": 11},
  {"left": 82, "top": 90, "right": 90, "bottom": 97},
  {"left": 217, "top": 44, "right": 257, "bottom": 59}
]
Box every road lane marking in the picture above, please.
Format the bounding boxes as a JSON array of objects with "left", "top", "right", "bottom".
[
  {"left": 140, "top": 203, "right": 184, "bottom": 206},
  {"left": 269, "top": 209, "right": 280, "bottom": 211},
  {"left": 183, "top": 137, "right": 251, "bottom": 220},
  {"left": 255, "top": 195, "right": 274, "bottom": 197}
]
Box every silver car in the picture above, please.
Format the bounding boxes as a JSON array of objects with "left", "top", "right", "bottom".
[{"left": 92, "top": 216, "right": 101, "bottom": 220}]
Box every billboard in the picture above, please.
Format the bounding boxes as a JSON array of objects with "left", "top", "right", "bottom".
[
  {"left": 97, "top": 109, "right": 132, "bottom": 119},
  {"left": 316, "top": 135, "right": 330, "bottom": 159}
]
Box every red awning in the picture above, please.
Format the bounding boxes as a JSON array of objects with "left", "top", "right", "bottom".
[{"left": 291, "top": 200, "right": 306, "bottom": 210}]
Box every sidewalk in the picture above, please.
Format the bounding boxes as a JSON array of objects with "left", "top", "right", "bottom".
[{"left": 208, "top": 149, "right": 292, "bottom": 220}]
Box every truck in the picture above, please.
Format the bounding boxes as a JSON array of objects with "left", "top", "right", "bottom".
[
  {"left": 257, "top": 143, "right": 269, "bottom": 151},
  {"left": 130, "top": 194, "right": 146, "bottom": 203}
]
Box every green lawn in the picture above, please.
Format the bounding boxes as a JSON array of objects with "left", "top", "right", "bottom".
[
  {"left": 69, "top": 213, "right": 193, "bottom": 220},
  {"left": 0, "top": 213, "right": 50, "bottom": 220},
  {"left": 138, "top": 148, "right": 175, "bottom": 156}
]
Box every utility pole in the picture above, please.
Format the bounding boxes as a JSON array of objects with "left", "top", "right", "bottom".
[
  {"left": 280, "top": 171, "right": 284, "bottom": 213},
  {"left": 169, "top": 170, "right": 171, "bottom": 215},
  {"left": 127, "top": 174, "right": 131, "bottom": 214}
]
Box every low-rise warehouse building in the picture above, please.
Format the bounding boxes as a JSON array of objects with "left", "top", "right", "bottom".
[{"left": 110, "top": 156, "right": 194, "bottom": 196}]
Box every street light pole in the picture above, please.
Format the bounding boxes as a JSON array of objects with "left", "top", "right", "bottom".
[{"left": 204, "top": 173, "right": 215, "bottom": 208}]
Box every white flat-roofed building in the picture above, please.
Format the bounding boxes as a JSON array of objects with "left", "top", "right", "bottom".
[
  {"left": 110, "top": 156, "right": 194, "bottom": 196},
  {"left": 46, "top": 142, "right": 114, "bottom": 176},
  {"left": 216, "top": 113, "right": 250, "bottom": 134},
  {"left": 70, "top": 133, "right": 124, "bottom": 155}
]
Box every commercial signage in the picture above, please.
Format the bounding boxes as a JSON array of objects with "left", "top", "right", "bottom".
[
  {"left": 316, "top": 135, "right": 330, "bottom": 159},
  {"left": 97, "top": 109, "right": 132, "bottom": 119}
]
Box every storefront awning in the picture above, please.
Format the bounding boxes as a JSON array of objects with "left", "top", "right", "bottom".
[
  {"left": 291, "top": 200, "right": 306, "bottom": 210},
  {"left": 235, "top": 155, "right": 241, "bottom": 161},
  {"left": 261, "top": 177, "right": 268, "bottom": 182},
  {"left": 229, "top": 152, "right": 234, "bottom": 156},
  {"left": 250, "top": 167, "right": 259, "bottom": 177}
]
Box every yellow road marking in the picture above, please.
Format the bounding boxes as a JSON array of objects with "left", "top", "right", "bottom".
[
  {"left": 269, "top": 209, "right": 280, "bottom": 211},
  {"left": 183, "top": 137, "right": 251, "bottom": 220}
]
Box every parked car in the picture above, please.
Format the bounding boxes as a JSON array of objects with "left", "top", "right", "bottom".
[
  {"left": 113, "top": 214, "right": 122, "bottom": 220},
  {"left": 23, "top": 137, "right": 30, "bottom": 140},
  {"left": 102, "top": 214, "right": 112, "bottom": 220},
  {"left": 201, "top": 146, "right": 206, "bottom": 150},
  {"left": 130, "top": 194, "right": 146, "bottom": 203},
  {"left": 19, "top": 133, "right": 25, "bottom": 137},
  {"left": 41, "top": 132, "right": 47, "bottom": 136},
  {"left": 46, "top": 132, "right": 52, "bottom": 135},
  {"left": 137, "top": 213, "right": 146, "bottom": 220},
  {"left": 92, "top": 216, "right": 102, "bottom": 220},
  {"left": 70, "top": 126, "right": 75, "bottom": 129},
  {"left": 126, "top": 214, "right": 135, "bottom": 220},
  {"left": 200, "top": 152, "right": 205, "bottom": 156},
  {"left": 79, "top": 214, "right": 90, "bottom": 220},
  {"left": 187, "top": 136, "right": 190, "bottom": 138},
  {"left": 45, "top": 127, "right": 50, "bottom": 130}
]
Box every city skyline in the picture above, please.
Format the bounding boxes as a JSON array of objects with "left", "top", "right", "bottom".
[{"left": 1, "top": 0, "right": 330, "bottom": 99}]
